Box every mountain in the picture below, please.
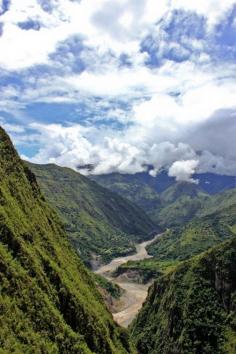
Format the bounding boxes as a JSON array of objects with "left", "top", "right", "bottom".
[
  {"left": 113, "top": 195, "right": 236, "bottom": 286},
  {"left": 197, "top": 189, "right": 236, "bottom": 219},
  {"left": 92, "top": 171, "right": 236, "bottom": 228},
  {"left": 152, "top": 182, "right": 209, "bottom": 227},
  {"left": 92, "top": 170, "right": 236, "bottom": 197},
  {"left": 131, "top": 236, "right": 236, "bottom": 354},
  {"left": 27, "top": 162, "right": 156, "bottom": 267},
  {"left": 147, "top": 203, "right": 236, "bottom": 262},
  {"left": 0, "top": 127, "right": 135, "bottom": 353},
  {"left": 91, "top": 171, "right": 162, "bottom": 210},
  {"left": 196, "top": 172, "right": 236, "bottom": 195}
]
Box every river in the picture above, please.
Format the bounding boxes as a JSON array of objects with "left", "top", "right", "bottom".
[{"left": 95, "top": 234, "right": 160, "bottom": 327}]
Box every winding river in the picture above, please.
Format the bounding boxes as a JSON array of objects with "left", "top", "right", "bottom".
[{"left": 95, "top": 234, "right": 160, "bottom": 327}]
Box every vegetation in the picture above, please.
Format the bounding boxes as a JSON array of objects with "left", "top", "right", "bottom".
[
  {"left": 112, "top": 196, "right": 236, "bottom": 289},
  {"left": 0, "top": 127, "right": 136, "bottom": 353},
  {"left": 147, "top": 204, "right": 236, "bottom": 261},
  {"left": 93, "top": 273, "right": 122, "bottom": 299},
  {"left": 92, "top": 172, "right": 236, "bottom": 228},
  {"left": 113, "top": 258, "right": 178, "bottom": 284},
  {"left": 91, "top": 172, "right": 162, "bottom": 218},
  {"left": 28, "top": 162, "right": 156, "bottom": 266},
  {"left": 131, "top": 237, "right": 236, "bottom": 354}
]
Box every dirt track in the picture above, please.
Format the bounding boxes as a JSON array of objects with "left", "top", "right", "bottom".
[{"left": 95, "top": 234, "right": 160, "bottom": 327}]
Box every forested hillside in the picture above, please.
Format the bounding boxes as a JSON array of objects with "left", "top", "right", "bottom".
[
  {"left": 114, "top": 198, "right": 236, "bottom": 293},
  {"left": 28, "top": 162, "right": 156, "bottom": 266},
  {"left": 0, "top": 127, "right": 135, "bottom": 353},
  {"left": 92, "top": 172, "right": 236, "bottom": 228},
  {"left": 131, "top": 237, "right": 236, "bottom": 354}
]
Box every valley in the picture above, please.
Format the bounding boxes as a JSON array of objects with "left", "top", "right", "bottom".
[
  {"left": 95, "top": 234, "right": 160, "bottom": 327},
  {"left": 0, "top": 126, "right": 235, "bottom": 353}
]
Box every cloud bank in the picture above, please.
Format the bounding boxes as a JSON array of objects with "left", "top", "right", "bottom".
[{"left": 0, "top": 0, "right": 236, "bottom": 182}]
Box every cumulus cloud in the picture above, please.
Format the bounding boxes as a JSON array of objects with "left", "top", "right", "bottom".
[
  {"left": 8, "top": 122, "right": 195, "bottom": 178},
  {"left": 172, "top": 0, "right": 236, "bottom": 29},
  {"left": 168, "top": 160, "right": 199, "bottom": 183},
  {"left": 0, "top": 0, "right": 234, "bottom": 70},
  {"left": 0, "top": 0, "right": 166, "bottom": 70},
  {"left": 1, "top": 0, "right": 236, "bottom": 179}
]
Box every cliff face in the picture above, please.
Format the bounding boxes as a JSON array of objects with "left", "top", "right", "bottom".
[
  {"left": 0, "top": 127, "right": 135, "bottom": 353},
  {"left": 131, "top": 237, "right": 236, "bottom": 354}
]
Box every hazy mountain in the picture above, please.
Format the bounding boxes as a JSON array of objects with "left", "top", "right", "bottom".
[
  {"left": 92, "top": 170, "right": 236, "bottom": 196},
  {"left": 0, "top": 127, "right": 135, "bottom": 353},
  {"left": 27, "top": 162, "right": 156, "bottom": 266},
  {"left": 92, "top": 171, "right": 236, "bottom": 228}
]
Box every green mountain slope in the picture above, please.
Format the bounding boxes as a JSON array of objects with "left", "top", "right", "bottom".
[
  {"left": 0, "top": 127, "right": 135, "bottom": 353},
  {"left": 152, "top": 182, "right": 209, "bottom": 227},
  {"left": 156, "top": 187, "right": 236, "bottom": 229},
  {"left": 27, "top": 162, "right": 156, "bottom": 266},
  {"left": 147, "top": 204, "right": 236, "bottom": 261},
  {"left": 92, "top": 173, "right": 236, "bottom": 228},
  {"left": 91, "top": 173, "right": 162, "bottom": 215},
  {"left": 92, "top": 174, "right": 211, "bottom": 227},
  {"left": 197, "top": 189, "right": 236, "bottom": 218},
  {"left": 131, "top": 237, "right": 236, "bottom": 354},
  {"left": 115, "top": 201, "right": 236, "bottom": 285}
]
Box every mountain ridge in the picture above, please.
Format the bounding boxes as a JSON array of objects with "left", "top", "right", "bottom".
[
  {"left": 0, "top": 126, "right": 135, "bottom": 353},
  {"left": 131, "top": 236, "right": 236, "bottom": 354},
  {"left": 27, "top": 161, "right": 157, "bottom": 266}
]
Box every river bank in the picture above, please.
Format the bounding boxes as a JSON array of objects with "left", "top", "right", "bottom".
[{"left": 95, "top": 234, "right": 160, "bottom": 327}]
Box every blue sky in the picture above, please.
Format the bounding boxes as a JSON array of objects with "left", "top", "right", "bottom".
[{"left": 0, "top": 0, "right": 236, "bottom": 181}]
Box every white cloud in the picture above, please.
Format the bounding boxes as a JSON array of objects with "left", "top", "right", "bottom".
[
  {"left": 1, "top": 0, "right": 236, "bottom": 178},
  {"left": 0, "top": 0, "right": 168, "bottom": 70},
  {"left": 1, "top": 0, "right": 234, "bottom": 70},
  {"left": 168, "top": 160, "right": 199, "bottom": 183},
  {"left": 172, "top": 0, "right": 236, "bottom": 29}
]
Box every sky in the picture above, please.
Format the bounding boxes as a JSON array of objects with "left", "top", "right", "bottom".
[{"left": 0, "top": 0, "right": 236, "bottom": 181}]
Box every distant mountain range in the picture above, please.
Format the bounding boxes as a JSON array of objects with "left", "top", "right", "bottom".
[
  {"left": 92, "top": 169, "right": 236, "bottom": 195},
  {"left": 91, "top": 170, "right": 236, "bottom": 228}
]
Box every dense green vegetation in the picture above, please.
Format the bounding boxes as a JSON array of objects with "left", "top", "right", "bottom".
[
  {"left": 92, "top": 173, "right": 211, "bottom": 227},
  {"left": 151, "top": 184, "right": 236, "bottom": 228},
  {"left": 28, "top": 162, "right": 156, "bottom": 266},
  {"left": 113, "top": 258, "right": 178, "bottom": 284},
  {"left": 147, "top": 204, "right": 236, "bottom": 261},
  {"left": 0, "top": 127, "right": 136, "bottom": 353},
  {"left": 92, "top": 172, "right": 236, "bottom": 228},
  {"left": 91, "top": 172, "right": 162, "bottom": 218},
  {"left": 93, "top": 273, "right": 122, "bottom": 299},
  {"left": 115, "top": 201, "right": 236, "bottom": 284},
  {"left": 131, "top": 237, "right": 236, "bottom": 354}
]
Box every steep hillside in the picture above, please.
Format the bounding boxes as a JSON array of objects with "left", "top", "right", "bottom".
[
  {"left": 152, "top": 182, "right": 209, "bottom": 227},
  {"left": 27, "top": 162, "right": 156, "bottom": 266},
  {"left": 91, "top": 172, "right": 162, "bottom": 214},
  {"left": 0, "top": 127, "right": 135, "bottom": 353},
  {"left": 116, "top": 202, "right": 236, "bottom": 285},
  {"left": 147, "top": 204, "right": 236, "bottom": 261},
  {"left": 93, "top": 172, "right": 236, "bottom": 229},
  {"left": 131, "top": 237, "right": 236, "bottom": 354},
  {"left": 197, "top": 189, "right": 236, "bottom": 218}
]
